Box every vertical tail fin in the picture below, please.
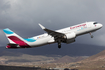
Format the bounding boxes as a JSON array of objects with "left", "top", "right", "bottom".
[
  {"left": 3, "top": 28, "right": 21, "bottom": 44},
  {"left": 3, "top": 28, "right": 30, "bottom": 48}
]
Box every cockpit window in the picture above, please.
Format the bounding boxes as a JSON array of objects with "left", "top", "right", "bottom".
[{"left": 93, "top": 22, "right": 98, "bottom": 24}]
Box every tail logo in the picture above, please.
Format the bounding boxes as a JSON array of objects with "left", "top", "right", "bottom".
[
  {"left": 8, "top": 36, "right": 30, "bottom": 47},
  {"left": 3, "top": 28, "right": 14, "bottom": 34}
]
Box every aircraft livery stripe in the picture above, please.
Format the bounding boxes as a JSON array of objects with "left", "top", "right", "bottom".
[
  {"left": 8, "top": 36, "right": 30, "bottom": 48},
  {"left": 3, "top": 28, "right": 14, "bottom": 34}
]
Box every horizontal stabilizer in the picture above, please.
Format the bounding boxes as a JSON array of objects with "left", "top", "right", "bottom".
[
  {"left": 7, "top": 43, "right": 19, "bottom": 46},
  {"left": 6, "top": 43, "right": 20, "bottom": 48}
]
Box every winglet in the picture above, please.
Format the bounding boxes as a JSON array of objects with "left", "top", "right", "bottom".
[{"left": 39, "top": 23, "right": 45, "bottom": 29}]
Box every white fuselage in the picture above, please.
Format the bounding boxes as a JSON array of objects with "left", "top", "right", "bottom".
[{"left": 27, "top": 22, "right": 102, "bottom": 47}]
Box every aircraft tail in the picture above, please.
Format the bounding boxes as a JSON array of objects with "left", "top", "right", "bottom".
[{"left": 3, "top": 28, "right": 30, "bottom": 48}]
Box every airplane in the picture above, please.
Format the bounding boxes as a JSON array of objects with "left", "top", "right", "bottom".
[{"left": 3, "top": 21, "right": 103, "bottom": 49}]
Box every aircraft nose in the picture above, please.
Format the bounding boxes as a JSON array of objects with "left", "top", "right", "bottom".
[{"left": 99, "top": 24, "right": 103, "bottom": 28}]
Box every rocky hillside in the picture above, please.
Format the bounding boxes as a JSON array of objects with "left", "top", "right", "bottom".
[
  {"left": 0, "top": 44, "right": 105, "bottom": 69},
  {"left": 62, "top": 49, "right": 105, "bottom": 70},
  {"left": 52, "top": 55, "right": 88, "bottom": 63},
  {"left": 0, "top": 52, "right": 88, "bottom": 68}
]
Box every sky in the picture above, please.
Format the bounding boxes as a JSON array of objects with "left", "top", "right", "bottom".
[{"left": 0, "top": 0, "right": 105, "bottom": 47}]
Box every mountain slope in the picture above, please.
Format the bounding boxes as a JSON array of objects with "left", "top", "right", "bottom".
[
  {"left": 52, "top": 55, "right": 88, "bottom": 63},
  {"left": 67, "top": 49, "right": 105, "bottom": 70},
  {"left": 85, "top": 49, "right": 105, "bottom": 61}
]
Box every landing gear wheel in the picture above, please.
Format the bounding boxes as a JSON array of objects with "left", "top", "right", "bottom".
[
  {"left": 89, "top": 32, "right": 94, "bottom": 38},
  {"left": 58, "top": 43, "right": 61, "bottom": 49},
  {"left": 91, "top": 35, "right": 93, "bottom": 38},
  {"left": 58, "top": 40, "right": 61, "bottom": 49}
]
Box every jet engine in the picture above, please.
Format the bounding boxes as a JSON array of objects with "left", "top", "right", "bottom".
[
  {"left": 63, "top": 32, "right": 76, "bottom": 44},
  {"left": 64, "top": 32, "right": 76, "bottom": 39}
]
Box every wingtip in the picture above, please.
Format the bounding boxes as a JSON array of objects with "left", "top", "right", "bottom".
[{"left": 38, "top": 23, "right": 45, "bottom": 29}]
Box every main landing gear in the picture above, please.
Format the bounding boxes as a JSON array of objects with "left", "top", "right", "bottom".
[
  {"left": 89, "top": 32, "right": 93, "bottom": 38},
  {"left": 58, "top": 40, "right": 61, "bottom": 49}
]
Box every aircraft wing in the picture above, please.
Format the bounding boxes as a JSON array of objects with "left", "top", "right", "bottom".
[{"left": 39, "top": 24, "right": 65, "bottom": 38}]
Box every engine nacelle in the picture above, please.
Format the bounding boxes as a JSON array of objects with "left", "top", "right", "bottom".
[
  {"left": 63, "top": 32, "right": 76, "bottom": 44},
  {"left": 64, "top": 32, "right": 76, "bottom": 40}
]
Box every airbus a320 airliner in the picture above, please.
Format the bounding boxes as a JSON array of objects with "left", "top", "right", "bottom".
[{"left": 3, "top": 21, "right": 103, "bottom": 49}]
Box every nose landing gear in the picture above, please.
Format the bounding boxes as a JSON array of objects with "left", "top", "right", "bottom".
[{"left": 89, "top": 32, "right": 93, "bottom": 38}]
